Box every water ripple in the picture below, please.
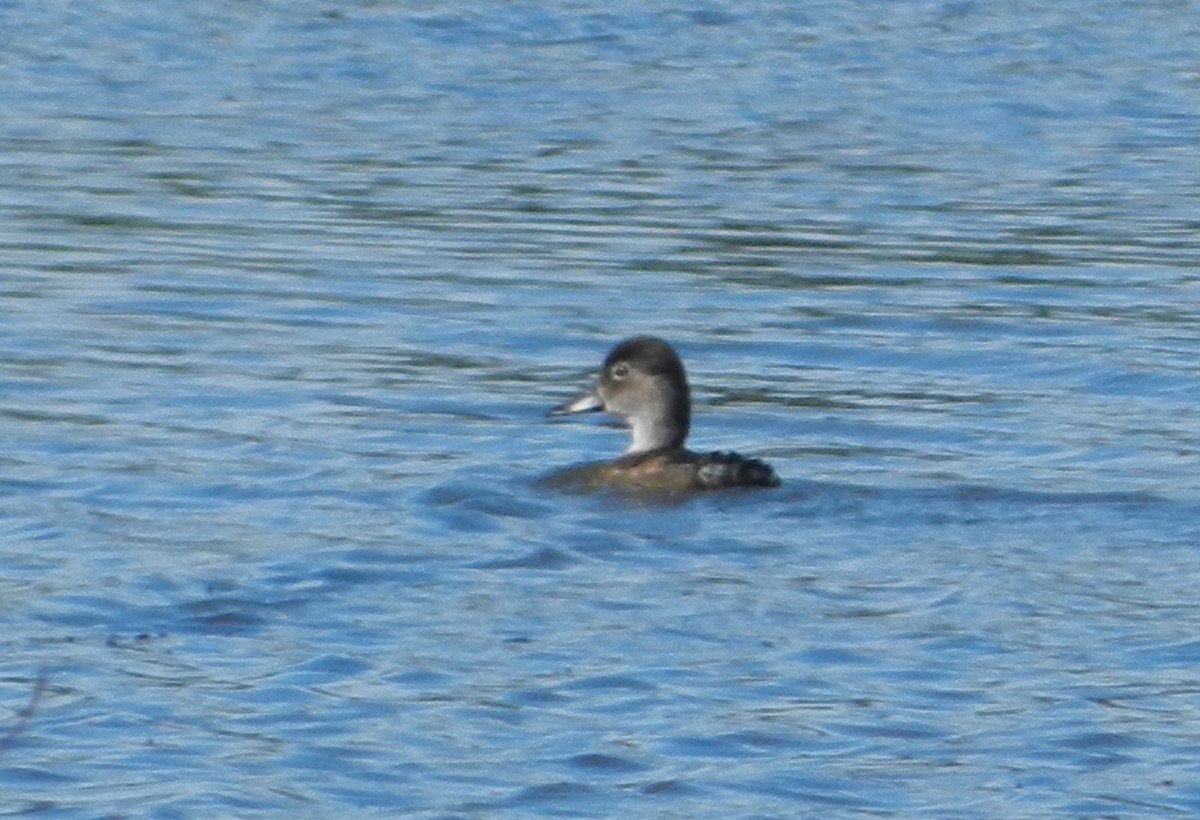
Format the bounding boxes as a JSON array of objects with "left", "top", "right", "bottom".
[{"left": 2, "top": 1, "right": 1199, "bottom": 816}]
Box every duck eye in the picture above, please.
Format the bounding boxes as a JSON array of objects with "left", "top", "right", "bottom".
[{"left": 611, "top": 363, "right": 630, "bottom": 380}]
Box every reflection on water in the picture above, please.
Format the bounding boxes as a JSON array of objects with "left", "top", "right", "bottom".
[{"left": 2, "top": 1, "right": 1200, "bottom": 816}]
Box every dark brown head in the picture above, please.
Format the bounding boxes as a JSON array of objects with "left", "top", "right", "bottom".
[{"left": 551, "top": 336, "right": 691, "bottom": 454}]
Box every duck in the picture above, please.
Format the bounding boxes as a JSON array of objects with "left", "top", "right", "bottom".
[{"left": 548, "top": 336, "right": 780, "bottom": 492}]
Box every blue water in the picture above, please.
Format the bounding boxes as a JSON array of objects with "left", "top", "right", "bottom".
[{"left": 2, "top": 2, "right": 1200, "bottom": 816}]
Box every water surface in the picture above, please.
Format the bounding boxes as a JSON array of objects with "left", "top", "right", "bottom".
[{"left": 2, "top": 1, "right": 1200, "bottom": 816}]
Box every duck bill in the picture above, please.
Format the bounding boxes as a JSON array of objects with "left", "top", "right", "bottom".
[{"left": 549, "top": 388, "right": 603, "bottom": 416}]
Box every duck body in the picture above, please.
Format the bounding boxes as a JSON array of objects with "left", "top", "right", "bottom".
[
  {"left": 601, "top": 447, "right": 779, "bottom": 491},
  {"left": 549, "top": 337, "right": 780, "bottom": 492}
]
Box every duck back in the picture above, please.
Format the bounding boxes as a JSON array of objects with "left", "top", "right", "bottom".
[{"left": 695, "top": 451, "right": 781, "bottom": 489}]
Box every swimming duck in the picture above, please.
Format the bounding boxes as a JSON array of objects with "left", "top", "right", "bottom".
[{"left": 549, "top": 336, "right": 780, "bottom": 491}]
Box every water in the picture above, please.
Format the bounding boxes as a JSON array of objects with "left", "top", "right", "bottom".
[{"left": 2, "top": 1, "right": 1200, "bottom": 816}]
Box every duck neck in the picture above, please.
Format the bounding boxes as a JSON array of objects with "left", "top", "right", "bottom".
[
  {"left": 625, "top": 420, "right": 682, "bottom": 455},
  {"left": 624, "top": 395, "right": 690, "bottom": 455}
]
